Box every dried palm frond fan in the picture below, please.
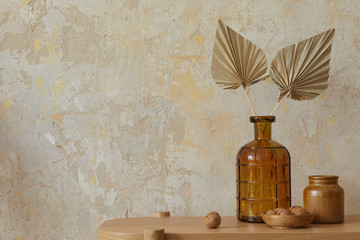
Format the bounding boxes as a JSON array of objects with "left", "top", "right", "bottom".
[
  {"left": 211, "top": 19, "right": 269, "bottom": 115},
  {"left": 211, "top": 19, "right": 335, "bottom": 115},
  {"left": 269, "top": 29, "right": 335, "bottom": 114}
]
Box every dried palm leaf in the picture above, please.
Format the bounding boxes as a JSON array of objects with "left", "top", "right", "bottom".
[
  {"left": 211, "top": 19, "right": 269, "bottom": 115},
  {"left": 270, "top": 29, "right": 335, "bottom": 115}
]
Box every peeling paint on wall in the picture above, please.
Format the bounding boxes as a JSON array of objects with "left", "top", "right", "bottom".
[{"left": 1, "top": 0, "right": 360, "bottom": 239}]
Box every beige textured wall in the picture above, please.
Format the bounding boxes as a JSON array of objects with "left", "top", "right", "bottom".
[{"left": 0, "top": 0, "right": 359, "bottom": 239}]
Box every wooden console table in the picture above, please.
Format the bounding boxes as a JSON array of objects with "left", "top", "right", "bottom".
[{"left": 98, "top": 215, "right": 360, "bottom": 240}]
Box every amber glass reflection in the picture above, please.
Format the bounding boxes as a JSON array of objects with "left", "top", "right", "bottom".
[{"left": 236, "top": 116, "right": 291, "bottom": 222}]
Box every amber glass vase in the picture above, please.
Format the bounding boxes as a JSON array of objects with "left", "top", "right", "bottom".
[{"left": 236, "top": 116, "right": 291, "bottom": 222}]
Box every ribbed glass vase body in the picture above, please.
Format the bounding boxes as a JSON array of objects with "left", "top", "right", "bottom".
[{"left": 236, "top": 116, "right": 291, "bottom": 222}]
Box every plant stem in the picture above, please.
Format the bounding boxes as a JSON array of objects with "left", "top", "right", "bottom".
[
  {"left": 270, "top": 94, "right": 287, "bottom": 115},
  {"left": 244, "top": 87, "right": 257, "bottom": 116}
]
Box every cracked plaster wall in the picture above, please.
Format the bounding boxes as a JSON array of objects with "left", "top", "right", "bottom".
[{"left": 0, "top": 0, "right": 360, "bottom": 239}]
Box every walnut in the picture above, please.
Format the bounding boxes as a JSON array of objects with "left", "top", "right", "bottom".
[
  {"left": 289, "top": 206, "right": 302, "bottom": 211},
  {"left": 289, "top": 206, "right": 308, "bottom": 215},
  {"left": 279, "top": 209, "right": 292, "bottom": 215},
  {"left": 204, "top": 211, "right": 221, "bottom": 229},
  {"left": 292, "top": 207, "right": 308, "bottom": 215},
  {"left": 264, "top": 206, "right": 309, "bottom": 217},
  {"left": 266, "top": 209, "right": 277, "bottom": 215},
  {"left": 274, "top": 208, "right": 286, "bottom": 215}
]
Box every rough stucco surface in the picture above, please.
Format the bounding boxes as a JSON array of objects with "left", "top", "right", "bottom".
[{"left": 0, "top": 0, "right": 359, "bottom": 239}]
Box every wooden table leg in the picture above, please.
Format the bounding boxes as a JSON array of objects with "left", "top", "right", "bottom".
[{"left": 144, "top": 228, "right": 165, "bottom": 240}]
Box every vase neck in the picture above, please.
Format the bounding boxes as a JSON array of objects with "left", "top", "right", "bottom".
[
  {"left": 250, "top": 116, "right": 275, "bottom": 140},
  {"left": 254, "top": 122, "right": 272, "bottom": 140}
]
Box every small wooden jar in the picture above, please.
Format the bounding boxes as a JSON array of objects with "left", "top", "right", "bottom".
[{"left": 303, "top": 175, "right": 344, "bottom": 223}]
